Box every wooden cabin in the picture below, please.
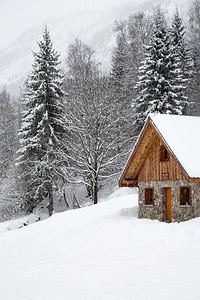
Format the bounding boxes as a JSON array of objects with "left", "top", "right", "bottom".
[{"left": 119, "top": 113, "right": 200, "bottom": 222}]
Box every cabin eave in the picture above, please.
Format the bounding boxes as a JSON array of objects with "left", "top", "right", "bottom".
[{"left": 119, "top": 116, "right": 190, "bottom": 187}]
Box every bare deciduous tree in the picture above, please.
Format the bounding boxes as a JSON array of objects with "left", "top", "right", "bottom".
[{"left": 64, "top": 39, "right": 128, "bottom": 204}]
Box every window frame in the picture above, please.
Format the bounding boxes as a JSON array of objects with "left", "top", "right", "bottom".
[
  {"left": 145, "top": 188, "right": 154, "bottom": 206},
  {"left": 160, "top": 145, "right": 170, "bottom": 162},
  {"left": 180, "top": 186, "right": 191, "bottom": 206}
]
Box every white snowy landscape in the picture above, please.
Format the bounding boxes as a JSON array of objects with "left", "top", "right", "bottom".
[
  {"left": 0, "top": 0, "right": 200, "bottom": 299},
  {"left": 0, "top": 0, "right": 192, "bottom": 95},
  {"left": 0, "top": 187, "right": 200, "bottom": 300}
]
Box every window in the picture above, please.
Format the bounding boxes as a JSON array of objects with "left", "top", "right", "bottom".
[
  {"left": 145, "top": 188, "right": 154, "bottom": 205},
  {"left": 180, "top": 187, "right": 191, "bottom": 206},
  {"left": 160, "top": 145, "right": 169, "bottom": 161}
]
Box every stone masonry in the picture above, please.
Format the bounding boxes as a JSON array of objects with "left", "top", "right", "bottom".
[{"left": 138, "top": 179, "right": 200, "bottom": 222}]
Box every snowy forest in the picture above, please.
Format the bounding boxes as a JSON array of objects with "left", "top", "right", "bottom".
[{"left": 0, "top": 1, "right": 200, "bottom": 222}]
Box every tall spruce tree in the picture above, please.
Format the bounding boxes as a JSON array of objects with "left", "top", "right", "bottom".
[
  {"left": 111, "top": 13, "right": 152, "bottom": 144},
  {"left": 0, "top": 89, "right": 17, "bottom": 178},
  {"left": 170, "top": 10, "right": 193, "bottom": 114},
  {"left": 17, "top": 28, "right": 68, "bottom": 216},
  {"left": 111, "top": 33, "right": 128, "bottom": 104},
  {"left": 111, "top": 13, "right": 152, "bottom": 106},
  {"left": 171, "top": 10, "right": 192, "bottom": 77},
  {"left": 188, "top": 0, "right": 200, "bottom": 115},
  {"left": 133, "top": 9, "right": 187, "bottom": 135}
]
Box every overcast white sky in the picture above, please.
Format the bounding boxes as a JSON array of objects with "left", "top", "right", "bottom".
[{"left": 0, "top": 0, "right": 134, "bottom": 47}]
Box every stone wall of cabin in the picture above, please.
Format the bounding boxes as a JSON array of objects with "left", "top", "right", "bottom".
[{"left": 138, "top": 179, "right": 200, "bottom": 222}]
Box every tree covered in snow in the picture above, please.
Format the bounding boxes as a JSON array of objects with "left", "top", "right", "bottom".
[
  {"left": 111, "top": 31, "right": 128, "bottom": 104},
  {"left": 170, "top": 9, "right": 193, "bottom": 79},
  {"left": 188, "top": 0, "right": 200, "bottom": 115},
  {"left": 0, "top": 165, "right": 24, "bottom": 222},
  {"left": 170, "top": 9, "right": 193, "bottom": 116},
  {"left": 133, "top": 9, "right": 188, "bottom": 135},
  {"left": 0, "top": 89, "right": 18, "bottom": 179},
  {"left": 0, "top": 89, "right": 21, "bottom": 221},
  {"left": 64, "top": 39, "right": 127, "bottom": 204},
  {"left": 17, "top": 28, "right": 68, "bottom": 216},
  {"left": 111, "top": 13, "right": 152, "bottom": 101},
  {"left": 111, "top": 13, "right": 152, "bottom": 140}
]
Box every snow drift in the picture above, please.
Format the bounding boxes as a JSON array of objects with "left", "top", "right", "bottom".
[{"left": 0, "top": 187, "right": 200, "bottom": 300}]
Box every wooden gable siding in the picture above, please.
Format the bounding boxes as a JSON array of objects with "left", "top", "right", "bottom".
[
  {"left": 119, "top": 120, "right": 157, "bottom": 187},
  {"left": 119, "top": 118, "right": 191, "bottom": 187},
  {"left": 138, "top": 136, "right": 186, "bottom": 182}
]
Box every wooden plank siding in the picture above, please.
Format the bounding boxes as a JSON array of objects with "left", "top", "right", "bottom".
[
  {"left": 120, "top": 121, "right": 156, "bottom": 187},
  {"left": 138, "top": 136, "right": 186, "bottom": 182},
  {"left": 118, "top": 118, "right": 200, "bottom": 187}
]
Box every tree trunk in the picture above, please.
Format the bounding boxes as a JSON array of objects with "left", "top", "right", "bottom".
[
  {"left": 72, "top": 192, "right": 80, "bottom": 209},
  {"left": 47, "top": 184, "right": 54, "bottom": 217},
  {"left": 63, "top": 189, "right": 69, "bottom": 209},
  {"left": 93, "top": 157, "right": 98, "bottom": 205},
  {"left": 93, "top": 180, "right": 98, "bottom": 204}
]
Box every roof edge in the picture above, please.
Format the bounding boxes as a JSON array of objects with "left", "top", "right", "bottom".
[
  {"left": 149, "top": 115, "right": 190, "bottom": 178},
  {"left": 118, "top": 115, "right": 151, "bottom": 187},
  {"left": 119, "top": 113, "right": 192, "bottom": 187}
]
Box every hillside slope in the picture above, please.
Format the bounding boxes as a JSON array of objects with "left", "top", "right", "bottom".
[
  {"left": 0, "top": 0, "right": 191, "bottom": 96},
  {"left": 0, "top": 188, "right": 200, "bottom": 300}
]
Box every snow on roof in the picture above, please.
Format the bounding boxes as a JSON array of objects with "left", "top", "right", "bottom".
[{"left": 149, "top": 113, "right": 200, "bottom": 178}]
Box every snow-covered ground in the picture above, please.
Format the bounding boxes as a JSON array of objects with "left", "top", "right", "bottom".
[{"left": 0, "top": 187, "right": 200, "bottom": 300}]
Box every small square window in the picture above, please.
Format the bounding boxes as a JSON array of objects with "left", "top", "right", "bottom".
[
  {"left": 180, "top": 187, "right": 191, "bottom": 206},
  {"left": 145, "top": 188, "right": 154, "bottom": 205},
  {"left": 160, "top": 145, "right": 169, "bottom": 161}
]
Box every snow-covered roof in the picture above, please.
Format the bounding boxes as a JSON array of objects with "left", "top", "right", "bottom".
[{"left": 149, "top": 113, "right": 200, "bottom": 178}]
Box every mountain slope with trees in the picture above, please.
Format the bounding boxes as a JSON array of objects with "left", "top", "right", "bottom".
[
  {"left": 17, "top": 28, "right": 68, "bottom": 216},
  {"left": 0, "top": 0, "right": 199, "bottom": 221}
]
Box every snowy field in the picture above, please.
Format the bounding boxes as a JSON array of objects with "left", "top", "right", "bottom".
[{"left": 0, "top": 187, "right": 200, "bottom": 300}]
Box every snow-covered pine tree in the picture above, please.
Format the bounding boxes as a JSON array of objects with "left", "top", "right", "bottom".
[
  {"left": 17, "top": 27, "right": 68, "bottom": 216},
  {"left": 0, "top": 89, "right": 21, "bottom": 221},
  {"left": 111, "top": 13, "right": 152, "bottom": 106},
  {"left": 111, "top": 30, "right": 133, "bottom": 144},
  {"left": 170, "top": 9, "right": 193, "bottom": 82},
  {"left": 0, "top": 89, "right": 17, "bottom": 178},
  {"left": 188, "top": 0, "right": 200, "bottom": 115},
  {"left": 133, "top": 9, "right": 187, "bottom": 135},
  {"left": 111, "top": 13, "right": 152, "bottom": 144},
  {"left": 111, "top": 29, "right": 128, "bottom": 104}
]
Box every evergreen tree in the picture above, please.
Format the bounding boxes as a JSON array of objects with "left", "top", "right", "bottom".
[
  {"left": 111, "top": 31, "right": 133, "bottom": 143},
  {"left": 0, "top": 89, "right": 23, "bottom": 221},
  {"left": 188, "top": 0, "right": 200, "bottom": 115},
  {"left": 111, "top": 13, "right": 152, "bottom": 106},
  {"left": 0, "top": 89, "right": 17, "bottom": 178},
  {"left": 133, "top": 9, "right": 187, "bottom": 135},
  {"left": 111, "top": 33, "right": 128, "bottom": 104},
  {"left": 170, "top": 9, "right": 193, "bottom": 80},
  {"left": 17, "top": 28, "right": 68, "bottom": 216},
  {"left": 111, "top": 13, "right": 152, "bottom": 143}
]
